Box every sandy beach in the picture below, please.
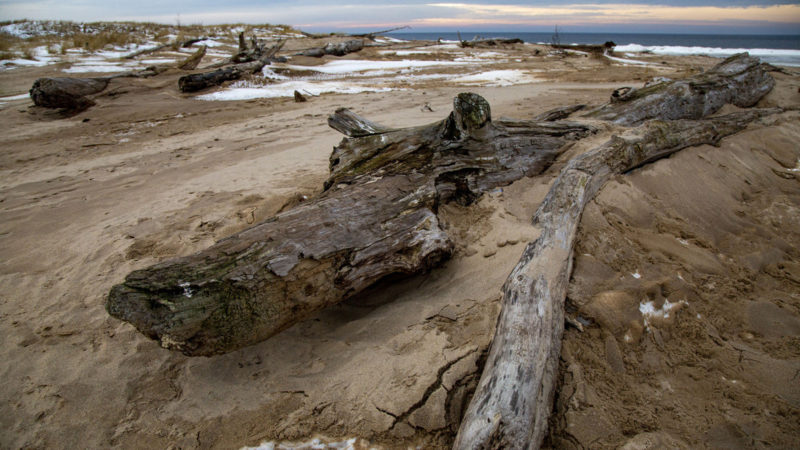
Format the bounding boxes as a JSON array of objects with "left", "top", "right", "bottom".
[{"left": 1, "top": 26, "right": 799, "bottom": 448}]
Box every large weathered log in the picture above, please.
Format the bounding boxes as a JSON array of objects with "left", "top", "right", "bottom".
[
  {"left": 29, "top": 64, "right": 172, "bottom": 111},
  {"left": 29, "top": 77, "right": 110, "bottom": 110},
  {"left": 299, "top": 39, "right": 364, "bottom": 57},
  {"left": 453, "top": 108, "right": 780, "bottom": 448},
  {"left": 585, "top": 52, "right": 774, "bottom": 125},
  {"left": 178, "top": 40, "right": 284, "bottom": 93},
  {"left": 106, "top": 93, "right": 594, "bottom": 356}
]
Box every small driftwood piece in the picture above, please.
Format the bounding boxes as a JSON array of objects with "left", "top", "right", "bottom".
[
  {"left": 299, "top": 39, "right": 364, "bottom": 57},
  {"left": 351, "top": 26, "right": 410, "bottom": 41},
  {"left": 177, "top": 45, "right": 206, "bottom": 70},
  {"left": 29, "top": 77, "right": 110, "bottom": 110},
  {"left": 453, "top": 107, "right": 780, "bottom": 449},
  {"left": 551, "top": 41, "right": 615, "bottom": 54},
  {"left": 585, "top": 52, "right": 775, "bottom": 125},
  {"left": 178, "top": 40, "right": 284, "bottom": 93},
  {"left": 106, "top": 93, "right": 594, "bottom": 356},
  {"left": 534, "top": 104, "right": 586, "bottom": 121},
  {"left": 123, "top": 37, "right": 205, "bottom": 59}
]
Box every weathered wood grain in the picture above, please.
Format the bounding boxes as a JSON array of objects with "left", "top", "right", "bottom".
[
  {"left": 106, "top": 93, "right": 594, "bottom": 356},
  {"left": 584, "top": 52, "right": 775, "bottom": 125},
  {"left": 453, "top": 108, "right": 780, "bottom": 449}
]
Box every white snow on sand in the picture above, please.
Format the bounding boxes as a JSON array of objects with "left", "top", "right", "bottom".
[
  {"left": 0, "top": 93, "right": 31, "bottom": 101},
  {"left": 196, "top": 80, "right": 392, "bottom": 101},
  {"left": 605, "top": 54, "right": 658, "bottom": 66},
  {"left": 640, "top": 298, "right": 688, "bottom": 330},
  {"left": 1, "top": 46, "right": 59, "bottom": 68},
  {"left": 243, "top": 437, "right": 358, "bottom": 450},
  {"left": 283, "top": 59, "right": 466, "bottom": 74},
  {"left": 615, "top": 44, "right": 800, "bottom": 67},
  {"left": 451, "top": 69, "right": 538, "bottom": 86}
]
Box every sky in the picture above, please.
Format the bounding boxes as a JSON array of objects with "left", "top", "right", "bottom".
[{"left": 1, "top": 0, "right": 799, "bottom": 34}]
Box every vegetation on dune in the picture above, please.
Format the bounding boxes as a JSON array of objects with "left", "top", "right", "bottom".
[{"left": 0, "top": 19, "right": 304, "bottom": 61}]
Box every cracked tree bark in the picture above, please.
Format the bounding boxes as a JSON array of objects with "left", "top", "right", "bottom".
[
  {"left": 107, "top": 93, "right": 594, "bottom": 356},
  {"left": 584, "top": 52, "right": 774, "bottom": 125},
  {"left": 453, "top": 54, "right": 776, "bottom": 449}
]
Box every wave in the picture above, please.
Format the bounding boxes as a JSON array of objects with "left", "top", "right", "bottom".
[{"left": 615, "top": 44, "right": 800, "bottom": 66}]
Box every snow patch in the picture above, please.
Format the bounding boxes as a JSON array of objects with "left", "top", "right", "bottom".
[
  {"left": 640, "top": 298, "right": 688, "bottom": 330},
  {"left": 195, "top": 39, "right": 226, "bottom": 48},
  {"left": 0, "top": 93, "right": 30, "bottom": 101},
  {"left": 243, "top": 437, "right": 358, "bottom": 450},
  {"left": 615, "top": 44, "right": 800, "bottom": 67},
  {"left": 451, "top": 69, "right": 538, "bottom": 86},
  {"left": 605, "top": 54, "right": 658, "bottom": 66},
  {"left": 283, "top": 59, "right": 467, "bottom": 74},
  {"left": 196, "top": 81, "right": 392, "bottom": 101}
]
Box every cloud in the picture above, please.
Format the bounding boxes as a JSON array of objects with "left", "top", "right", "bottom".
[
  {"left": 0, "top": 0, "right": 798, "bottom": 32},
  {"left": 426, "top": 3, "right": 800, "bottom": 24}
]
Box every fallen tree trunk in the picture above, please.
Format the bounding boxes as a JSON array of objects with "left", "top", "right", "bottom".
[
  {"left": 551, "top": 41, "right": 615, "bottom": 54},
  {"left": 30, "top": 64, "right": 170, "bottom": 111},
  {"left": 178, "top": 40, "right": 284, "bottom": 93},
  {"left": 299, "top": 39, "right": 364, "bottom": 57},
  {"left": 584, "top": 52, "right": 774, "bottom": 125},
  {"left": 29, "top": 77, "right": 109, "bottom": 110},
  {"left": 457, "top": 33, "right": 524, "bottom": 48},
  {"left": 106, "top": 93, "right": 594, "bottom": 356},
  {"left": 453, "top": 107, "right": 780, "bottom": 449}
]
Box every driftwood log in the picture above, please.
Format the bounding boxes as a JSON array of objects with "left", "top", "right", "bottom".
[
  {"left": 585, "top": 52, "right": 774, "bottom": 125},
  {"left": 30, "top": 65, "right": 169, "bottom": 111},
  {"left": 299, "top": 39, "right": 364, "bottom": 57},
  {"left": 551, "top": 41, "right": 615, "bottom": 54},
  {"left": 29, "top": 77, "right": 110, "bottom": 110},
  {"left": 453, "top": 53, "right": 776, "bottom": 448},
  {"left": 459, "top": 36, "right": 524, "bottom": 48},
  {"left": 178, "top": 40, "right": 284, "bottom": 93},
  {"left": 106, "top": 93, "right": 594, "bottom": 356}
]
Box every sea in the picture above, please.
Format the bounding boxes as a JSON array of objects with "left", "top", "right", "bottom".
[{"left": 386, "top": 32, "right": 800, "bottom": 67}]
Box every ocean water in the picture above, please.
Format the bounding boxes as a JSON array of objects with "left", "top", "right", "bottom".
[{"left": 388, "top": 32, "right": 800, "bottom": 67}]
